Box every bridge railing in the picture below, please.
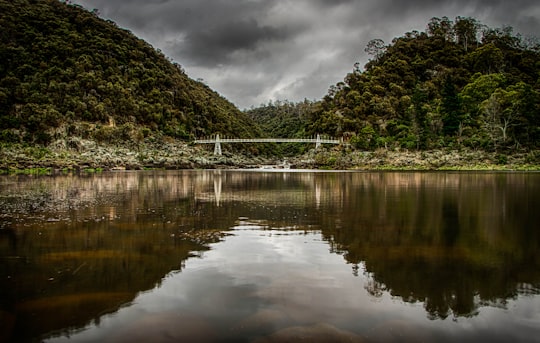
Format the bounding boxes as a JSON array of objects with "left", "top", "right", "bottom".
[{"left": 193, "top": 134, "right": 341, "bottom": 155}]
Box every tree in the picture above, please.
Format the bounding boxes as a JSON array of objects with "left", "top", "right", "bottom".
[
  {"left": 500, "top": 82, "right": 540, "bottom": 148},
  {"left": 441, "top": 74, "right": 462, "bottom": 136},
  {"left": 459, "top": 73, "right": 506, "bottom": 124},
  {"left": 481, "top": 87, "right": 524, "bottom": 150},
  {"left": 482, "top": 91, "right": 506, "bottom": 150},
  {"left": 350, "top": 125, "right": 377, "bottom": 150},
  {"left": 410, "top": 86, "right": 430, "bottom": 149},
  {"left": 427, "top": 17, "right": 454, "bottom": 41},
  {"left": 468, "top": 43, "right": 504, "bottom": 74},
  {"left": 482, "top": 26, "right": 522, "bottom": 50},
  {"left": 365, "top": 39, "right": 386, "bottom": 61},
  {"left": 454, "top": 16, "right": 479, "bottom": 51}
]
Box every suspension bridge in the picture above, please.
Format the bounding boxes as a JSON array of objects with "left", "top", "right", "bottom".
[{"left": 194, "top": 134, "right": 341, "bottom": 155}]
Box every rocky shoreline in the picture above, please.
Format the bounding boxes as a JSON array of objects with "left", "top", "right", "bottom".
[
  {"left": 0, "top": 137, "right": 270, "bottom": 172},
  {"left": 1, "top": 137, "right": 539, "bottom": 173}
]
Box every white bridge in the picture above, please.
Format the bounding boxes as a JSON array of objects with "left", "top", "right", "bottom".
[{"left": 194, "top": 134, "right": 341, "bottom": 155}]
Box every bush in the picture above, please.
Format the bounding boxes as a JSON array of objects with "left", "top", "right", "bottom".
[
  {"left": 0, "top": 130, "right": 20, "bottom": 143},
  {"left": 93, "top": 125, "right": 117, "bottom": 143},
  {"left": 496, "top": 154, "right": 508, "bottom": 165}
]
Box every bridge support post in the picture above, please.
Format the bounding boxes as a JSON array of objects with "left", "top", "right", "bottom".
[
  {"left": 315, "top": 134, "right": 321, "bottom": 149},
  {"left": 214, "top": 134, "right": 222, "bottom": 155}
]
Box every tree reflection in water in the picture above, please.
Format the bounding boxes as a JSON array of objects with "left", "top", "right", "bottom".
[
  {"left": 0, "top": 170, "right": 539, "bottom": 342},
  {"left": 320, "top": 172, "right": 540, "bottom": 320}
]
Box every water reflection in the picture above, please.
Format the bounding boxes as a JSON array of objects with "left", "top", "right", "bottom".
[
  {"left": 320, "top": 172, "right": 540, "bottom": 320},
  {"left": 0, "top": 171, "right": 539, "bottom": 342}
]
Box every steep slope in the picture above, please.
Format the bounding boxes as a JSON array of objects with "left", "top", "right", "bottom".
[
  {"left": 0, "top": 0, "right": 261, "bottom": 145},
  {"left": 245, "top": 100, "right": 314, "bottom": 155},
  {"left": 308, "top": 17, "right": 540, "bottom": 152}
]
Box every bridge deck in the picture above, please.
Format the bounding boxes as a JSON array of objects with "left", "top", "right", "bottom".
[
  {"left": 194, "top": 138, "right": 340, "bottom": 144},
  {"left": 193, "top": 135, "right": 340, "bottom": 155}
]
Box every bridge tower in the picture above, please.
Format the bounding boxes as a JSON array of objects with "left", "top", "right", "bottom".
[{"left": 214, "top": 134, "right": 222, "bottom": 156}]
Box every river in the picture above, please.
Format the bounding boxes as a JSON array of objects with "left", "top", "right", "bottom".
[{"left": 1, "top": 170, "right": 539, "bottom": 342}]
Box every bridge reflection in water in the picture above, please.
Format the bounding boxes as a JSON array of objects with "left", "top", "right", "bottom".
[
  {"left": 194, "top": 134, "right": 341, "bottom": 155},
  {"left": 199, "top": 170, "right": 325, "bottom": 208},
  {"left": 2, "top": 171, "right": 539, "bottom": 342}
]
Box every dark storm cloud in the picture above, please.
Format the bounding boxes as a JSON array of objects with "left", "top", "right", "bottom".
[
  {"left": 358, "top": 0, "right": 540, "bottom": 36},
  {"left": 71, "top": 0, "right": 540, "bottom": 108},
  {"left": 73, "top": 0, "right": 302, "bottom": 67},
  {"left": 313, "top": 0, "right": 356, "bottom": 7},
  {"left": 180, "top": 18, "right": 297, "bottom": 67}
]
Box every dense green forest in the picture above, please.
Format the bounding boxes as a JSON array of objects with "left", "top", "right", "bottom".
[
  {"left": 2, "top": 1, "right": 539, "bottom": 157},
  {"left": 0, "top": 0, "right": 261, "bottom": 145},
  {"left": 245, "top": 99, "right": 315, "bottom": 155},
  {"left": 249, "top": 17, "right": 540, "bottom": 153}
]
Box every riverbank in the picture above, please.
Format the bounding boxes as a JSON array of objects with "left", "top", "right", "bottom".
[
  {"left": 0, "top": 137, "right": 270, "bottom": 172},
  {"left": 1, "top": 137, "right": 539, "bottom": 173},
  {"left": 294, "top": 148, "right": 540, "bottom": 171}
]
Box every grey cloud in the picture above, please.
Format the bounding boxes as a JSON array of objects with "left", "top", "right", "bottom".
[
  {"left": 313, "top": 0, "right": 356, "bottom": 7},
  {"left": 74, "top": 0, "right": 277, "bottom": 33},
  {"left": 71, "top": 0, "right": 540, "bottom": 108},
  {"left": 355, "top": 0, "right": 540, "bottom": 35},
  {"left": 166, "top": 1, "right": 275, "bottom": 33},
  {"left": 180, "top": 19, "right": 296, "bottom": 67},
  {"left": 76, "top": 0, "right": 302, "bottom": 67}
]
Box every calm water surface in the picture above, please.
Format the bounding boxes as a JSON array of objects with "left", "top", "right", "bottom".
[{"left": 0, "top": 170, "right": 539, "bottom": 342}]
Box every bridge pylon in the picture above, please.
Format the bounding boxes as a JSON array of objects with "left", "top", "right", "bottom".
[{"left": 214, "top": 134, "right": 222, "bottom": 155}]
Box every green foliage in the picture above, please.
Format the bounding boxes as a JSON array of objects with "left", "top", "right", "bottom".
[
  {"left": 495, "top": 154, "right": 508, "bottom": 165},
  {"left": 314, "top": 150, "right": 343, "bottom": 169},
  {"left": 0, "top": 0, "right": 261, "bottom": 145},
  {"left": 350, "top": 125, "right": 377, "bottom": 150},
  {"left": 306, "top": 17, "right": 540, "bottom": 152},
  {"left": 245, "top": 99, "right": 314, "bottom": 155},
  {"left": 0, "top": 129, "right": 20, "bottom": 143},
  {"left": 24, "top": 146, "right": 52, "bottom": 160}
]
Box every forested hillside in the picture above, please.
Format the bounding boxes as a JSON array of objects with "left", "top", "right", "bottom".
[
  {"left": 2, "top": 2, "right": 539, "bottom": 169},
  {"left": 0, "top": 0, "right": 261, "bottom": 145},
  {"left": 257, "top": 17, "right": 540, "bottom": 153},
  {"left": 246, "top": 100, "right": 314, "bottom": 155}
]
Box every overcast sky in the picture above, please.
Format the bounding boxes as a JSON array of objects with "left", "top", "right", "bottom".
[{"left": 70, "top": 0, "right": 540, "bottom": 109}]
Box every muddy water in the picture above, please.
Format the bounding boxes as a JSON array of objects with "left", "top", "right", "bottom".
[{"left": 1, "top": 170, "right": 539, "bottom": 342}]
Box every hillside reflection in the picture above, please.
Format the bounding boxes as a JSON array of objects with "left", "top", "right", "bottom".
[
  {"left": 0, "top": 171, "right": 236, "bottom": 341},
  {"left": 1, "top": 171, "right": 539, "bottom": 341},
  {"left": 315, "top": 172, "right": 540, "bottom": 319}
]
